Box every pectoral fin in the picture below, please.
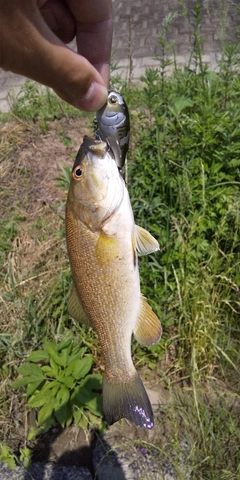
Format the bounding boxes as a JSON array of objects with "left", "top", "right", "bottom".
[
  {"left": 134, "top": 296, "right": 162, "bottom": 346},
  {"left": 135, "top": 225, "right": 159, "bottom": 255},
  {"left": 96, "top": 230, "right": 119, "bottom": 267},
  {"left": 68, "top": 283, "right": 93, "bottom": 327}
]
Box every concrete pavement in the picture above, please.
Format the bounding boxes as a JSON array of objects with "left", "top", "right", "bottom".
[{"left": 0, "top": 0, "right": 239, "bottom": 112}]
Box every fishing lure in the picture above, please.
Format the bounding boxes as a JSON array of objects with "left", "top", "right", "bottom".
[{"left": 95, "top": 90, "right": 130, "bottom": 171}]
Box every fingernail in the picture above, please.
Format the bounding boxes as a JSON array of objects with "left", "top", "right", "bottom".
[{"left": 75, "top": 82, "right": 108, "bottom": 112}]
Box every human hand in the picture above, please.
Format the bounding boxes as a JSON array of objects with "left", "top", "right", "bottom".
[{"left": 0, "top": 0, "right": 113, "bottom": 111}]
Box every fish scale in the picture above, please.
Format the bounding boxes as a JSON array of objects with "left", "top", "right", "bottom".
[{"left": 66, "top": 187, "right": 139, "bottom": 371}]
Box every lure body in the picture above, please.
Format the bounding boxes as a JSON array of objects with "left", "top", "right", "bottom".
[{"left": 95, "top": 90, "right": 130, "bottom": 170}]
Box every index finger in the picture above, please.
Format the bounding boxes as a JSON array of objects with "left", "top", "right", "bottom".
[{"left": 66, "top": 0, "right": 113, "bottom": 85}]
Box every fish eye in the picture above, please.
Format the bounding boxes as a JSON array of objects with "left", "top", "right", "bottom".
[
  {"left": 73, "top": 165, "right": 84, "bottom": 180},
  {"left": 109, "top": 94, "right": 118, "bottom": 105}
]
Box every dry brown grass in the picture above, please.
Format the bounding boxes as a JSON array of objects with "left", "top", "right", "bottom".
[{"left": 0, "top": 115, "right": 92, "bottom": 447}]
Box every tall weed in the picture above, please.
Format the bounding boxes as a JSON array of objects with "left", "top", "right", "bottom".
[
  {"left": 129, "top": 35, "right": 240, "bottom": 378},
  {"left": 8, "top": 81, "right": 89, "bottom": 133}
]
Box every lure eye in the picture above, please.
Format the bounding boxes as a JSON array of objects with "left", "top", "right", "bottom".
[
  {"left": 73, "top": 165, "right": 84, "bottom": 180},
  {"left": 109, "top": 94, "right": 118, "bottom": 105}
]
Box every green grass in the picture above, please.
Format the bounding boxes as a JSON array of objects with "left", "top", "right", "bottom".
[
  {"left": 127, "top": 31, "right": 240, "bottom": 380},
  {"left": 7, "top": 80, "right": 92, "bottom": 133}
]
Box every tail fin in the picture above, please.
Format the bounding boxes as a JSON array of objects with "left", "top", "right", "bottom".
[{"left": 102, "top": 373, "right": 154, "bottom": 429}]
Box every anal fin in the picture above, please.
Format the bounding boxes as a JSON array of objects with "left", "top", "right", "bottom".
[
  {"left": 134, "top": 295, "right": 162, "bottom": 346},
  {"left": 68, "top": 283, "right": 93, "bottom": 327}
]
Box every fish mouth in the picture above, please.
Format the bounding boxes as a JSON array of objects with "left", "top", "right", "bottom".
[
  {"left": 82, "top": 135, "right": 107, "bottom": 158},
  {"left": 72, "top": 136, "right": 108, "bottom": 171}
]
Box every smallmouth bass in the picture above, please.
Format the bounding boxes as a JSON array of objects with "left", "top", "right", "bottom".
[{"left": 66, "top": 136, "right": 161, "bottom": 429}]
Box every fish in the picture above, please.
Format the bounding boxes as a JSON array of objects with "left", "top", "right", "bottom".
[
  {"left": 95, "top": 90, "right": 130, "bottom": 171},
  {"left": 66, "top": 136, "right": 161, "bottom": 429}
]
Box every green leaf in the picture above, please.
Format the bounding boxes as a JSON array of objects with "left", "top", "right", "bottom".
[
  {"left": 77, "top": 413, "right": 89, "bottom": 429},
  {"left": 71, "top": 375, "right": 103, "bottom": 415},
  {"left": 0, "top": 444, "right": 16, "bottom": 470},
  {"left": 88, "top": 412, "right": 103, "bottom": 426},
  {"left": 80, "top": 374, "right": 102, "bottom": 391},
  {"left": 50, "top": 384, "right": 61, "bottom": 398},
  {"left": 12, "top": 365, "right": 46, "bottom": 388},
  {"left": 18, "top": 363, "right": 45, "bottom": 379},
  {"left": 27, "top": 350, "right": 50, "bottom": 363},
  {"left": 56, "top": 375, "right": 74, "bottom": 389},
  {"left": 72, "top": 356, "right": 93, "bottom": 380},
  {"left": 28, "top": 389, "right": 50, "bottom": 408},
  {"left": 41, "top": 379, "right": 60, "bottom": 391},
  {"left": 19, "top": 448, "right": 31, "bottom": 468},
  {"left": 63, "top": 361, "right": 76, "bottom": 376},
  {"left": 28, "top": 381, "right": 60, "bottom": 407},
  {"left": 55, "top": 400, "right": 72, "bottom": 428},
  {"left": 49, "top": 358, "right": 59, "bottom": 376},
  {"left": 41, "top": 366, "right": 56, "bottom": 376},
  {"left": 56, "top": 336, "right": 73, "bottom": 352},
  {"left": 61, "top": 345, "right": 71, "bottom": 366},
  {"left": 71, "top": 375, "right": 102, "bottom": 409},
  {"left": 64, "top": 358, "right": 86, "bottom": 378},
  {"left": 26, "top": 380, "right": 45, "bottom": 398},
  {"left": 27, "top": 426, "right": 38, "bottom": 441},
  {"left": 12, "top": 377, "right": 35, "bottom": 389},
  {"left": 45, "top": 343, "right": 67, "bottom": 368},
  {"left": 171, "top": 96, "right": 193, "bottom": 116},
  {"left": 85, "top": 394, "right": 102, "bottom": 417},
  {"left": 38, "top": 401, "right": 54, "bottom": 426},
  {"left": 71, "top": 386, "right": 91, "bottom": 407},
  {"left": 65, "top": 415, "right": 72, "bottom": 427},
  {"left": 73, "top": 406, "right": 83, "bottom": 424},
  {"left": 68, "top": 346, "right": 87, "bottom": 364},
  {"left": 56, "top": 386, "right": 70, "bottom": 406}
]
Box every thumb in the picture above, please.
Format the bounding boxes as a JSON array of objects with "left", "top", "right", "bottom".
[{"left": 0, "top": 2, "right": 108, "bottom": 111}]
